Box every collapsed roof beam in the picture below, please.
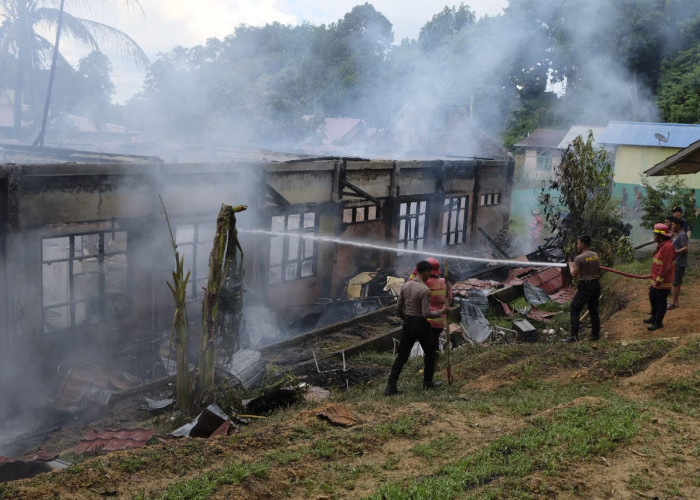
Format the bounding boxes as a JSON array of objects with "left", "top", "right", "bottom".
[
  {"left": 340, "top": 179, "right": 379, "bottom": 204},
  {"left": 266, "top": 184, "right": 291, "bottom": 208}
]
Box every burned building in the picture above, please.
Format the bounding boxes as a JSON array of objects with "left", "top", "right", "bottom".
[{"left": 0, "top": 143, "right": 514, "bottom": 386}]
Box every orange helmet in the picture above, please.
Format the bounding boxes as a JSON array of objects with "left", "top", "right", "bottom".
[
  {"left": 426, "top": 257, "right": 440, "bottom": 276},
  {"left": 653, "top": 223, "right": 671, "bottom": 237}
]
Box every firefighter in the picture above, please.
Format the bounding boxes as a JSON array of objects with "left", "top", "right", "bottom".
[{"left": 425, "top": 257, "right": 452, "bottom": 368}]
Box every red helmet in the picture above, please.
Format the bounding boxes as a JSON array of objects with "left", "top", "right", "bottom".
[
  {"left": 653, "top": 223, "right": 671, "bottom": 237},
  {"left": 426, "top": 257, "right": 440, "bottom": 275}
]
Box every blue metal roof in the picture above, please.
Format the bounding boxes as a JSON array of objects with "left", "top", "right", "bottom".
[{"left": 598, "top": 121, "right": 700, "bottom": 148}]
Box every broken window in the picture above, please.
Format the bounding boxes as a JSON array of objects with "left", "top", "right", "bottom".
[
  {"left": 42, "top": 231, "right": 128, "bottom": 334},
  {"left": 175, "top": 222, "right": 216, "bottom": 302},
  {"left": 479, "top": 192, "right": 502, "bottom": 207},
  {"left": 442, "top": 196, "right": 468, "bottom": 245},
  {"left": 343, "top": 204, "right": 379, "bottom": 224},
  {"left": 269, "top": 211, "right": 317, "bottom": 284},
  {"left": 398, "top": 200, "right": 427, "bottom": 250}
]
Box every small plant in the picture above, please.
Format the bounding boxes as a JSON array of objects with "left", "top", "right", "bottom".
[{"left": 119, "top": 456, "right": 145, "bottom": 473}]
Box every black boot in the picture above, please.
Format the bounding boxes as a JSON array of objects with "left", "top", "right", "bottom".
[{"left": 423, "top": 381, "right": 443, "bottom": 390}]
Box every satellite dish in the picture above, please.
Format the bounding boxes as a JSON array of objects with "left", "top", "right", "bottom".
[{"left": 654, "top": 132, "right": 669, "bottom": 144}]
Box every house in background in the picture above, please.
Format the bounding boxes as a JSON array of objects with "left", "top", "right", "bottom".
[
  {"left": 598, "top": 122, "right": 700, "bottom": 200},
  {"left": 512, "top": 128, "right": 567, "bottom": 181},
  {"left": 556, "top": 125, "right": 606, "bottom": 151}
]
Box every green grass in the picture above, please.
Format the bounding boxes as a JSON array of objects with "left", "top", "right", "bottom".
[
  {"left": 672, "top": 337, "right": 700, "bottom": 362},
  {"left": 160, "top": 461, "right": 269, "bottom": 499},
  {"left": 369, "top": 398, "right": 642, "bottom": 499},
  {"left": 599, "top": 339, "right": 674, "bottom": 376},
  {"left": 651, "top": 377, "right": 700, "bottom": 417}
]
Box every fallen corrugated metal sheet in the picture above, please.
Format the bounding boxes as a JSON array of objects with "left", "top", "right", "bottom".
[
  {"left": 526, "top": 308, "right": 558, "bottom": 323},
  {"left": 55, "top": 365, "right": 140, "bottom": 414},
  {"left": 523, "top": 267, "right": 564, "bottom": 295},
  {"left": 218, "top": 348, "right": 266, "bottom": 389},
  {"left": 548, "top": 287, "right": 577, "bottom": 304},
  {"left": 0, "top": 451, "right": 58, "bottom": 465},
  {"left": 0, "top": 452, "right": 65, "bottom": 482},
  {"left": 75, "top": 429, "right": 156, "bottom": 454},
  {"left": 171, "top": 404, "right": 234, "bottom": 438}
]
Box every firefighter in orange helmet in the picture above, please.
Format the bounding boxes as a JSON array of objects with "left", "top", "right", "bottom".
[{"left": 424, "top": 257, "right": 452, "bottom": 368}]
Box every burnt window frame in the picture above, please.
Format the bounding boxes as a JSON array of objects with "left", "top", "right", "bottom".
[
  {"left": 174, "top": 220, "right": 217, "bottom": 303},
  {"left": 268, "top": 209, "right": 318, "bottom": 284},
  {"left": 397, "top": 199, "right": 428, "bottom": 250},
  {"left": 479, "top": 192, "right": 502, "bottom": 207},
  {"left": 342, "top": 203, "right": 380, "bottom": 224},
  {"left": 442, "top": 195, "right": 469, "bottom": 246},
  {"left": 41, "top": 229, "right": 129, "bottom": 334}
]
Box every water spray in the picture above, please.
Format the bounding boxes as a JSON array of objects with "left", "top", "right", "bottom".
[{"left": 238, "top": 228, "right": 567, "bottom": 269}]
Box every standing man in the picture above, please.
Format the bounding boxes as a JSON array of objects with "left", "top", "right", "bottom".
[
  {"left": 425, "top": 257, "right": 451, "bottom": 370},
  {"left": 385, "top": 260, "right": 446, "bottom": 396},
  {"left": 644, "top": 223, "right": 675, "bottom": 331},
  {"left": 668, "top": 217, "right": 689, "bottom": 310},
  {"left": 671, "top": 206, "right": 689, "bottom": 233},
  {"left": 563, "top": 235, "right": 601, "bottom": 343}
]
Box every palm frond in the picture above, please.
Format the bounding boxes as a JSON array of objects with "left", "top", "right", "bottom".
[{"left": 72, "top": 17, "right": 149, "bottom": 68}]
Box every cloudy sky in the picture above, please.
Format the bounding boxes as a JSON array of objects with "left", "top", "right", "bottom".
[{"left": 64, "top": 0, "right": 509, "bottom": 102}]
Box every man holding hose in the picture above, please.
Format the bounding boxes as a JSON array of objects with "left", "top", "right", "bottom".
[
  {"left": 563, "top": 235, "right": 601, "bottom": 343},
  {"left": 644, "top": 223, "right": 675, "bottom": 331}
]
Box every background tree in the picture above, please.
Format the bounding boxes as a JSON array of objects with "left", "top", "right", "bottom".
[
  {"left": 538, "top": 131, "right": 632, "bottom": 264},
  {"left": 639, "top": 175, "right": 696, "bottom": 231}
]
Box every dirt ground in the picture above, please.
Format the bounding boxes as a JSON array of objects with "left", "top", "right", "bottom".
[{"left": 3, "top": 252, "right": 700, "bottom": 499}]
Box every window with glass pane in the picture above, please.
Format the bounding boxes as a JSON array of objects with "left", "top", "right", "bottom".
[
  {"left": 398, "top": 200, "right": 428, "bottom": 249},
  {"left": 269, "top": 211, "right": 317, "bottom": 283},
  {"left": 442, "top": 196, "right": 468, "bottom": 245},
  {"left": 42, "top": 231, "right": 128, "bottom": 334}
]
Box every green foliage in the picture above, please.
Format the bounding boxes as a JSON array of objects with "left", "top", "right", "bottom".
[
  {"left": 538, "top": 131, "right": 632, "bottom": 264},
  {"left": 658, "top": 42, "right": 700, "bottom": 122},
  {"left": 640, "top": 175, "right": 696, "bottom": 230}
]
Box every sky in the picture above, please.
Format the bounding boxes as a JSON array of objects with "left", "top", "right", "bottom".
[{"left": 63, "top": 0, "right": 509, "bottom": 102}]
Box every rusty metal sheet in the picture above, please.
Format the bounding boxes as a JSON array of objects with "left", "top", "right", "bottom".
[
  {"left": 523, "top": 268, "right": 565, "bottom": 295},
  {"left": 75, "top": 429, "right": 156, "bottom": 454}
]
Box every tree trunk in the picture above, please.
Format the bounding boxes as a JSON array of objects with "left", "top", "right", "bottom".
[{"left": 197, "top": 203, "right": 247, "bottom": 405}]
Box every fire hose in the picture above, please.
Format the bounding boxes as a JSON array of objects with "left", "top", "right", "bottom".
[{"left": 599, "top": 265, "right": 651, "bottom": 280}]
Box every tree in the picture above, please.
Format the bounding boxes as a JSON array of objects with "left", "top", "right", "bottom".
[
  {"left": 639, "top": 175, "right": 696, "bottom": 230},
  {"left": 418, "top": 4, "right": 475, "bottom": 51},
  {"left": 538, "top": 131, "right": 632, "bottom": 264},
  {"left": 0, "top": 0, "right": 148, "bottom": 137},
  {"left": 658, "top": 43, "right": 700, "bottom": 123}
]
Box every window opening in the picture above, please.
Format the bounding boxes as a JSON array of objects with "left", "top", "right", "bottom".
[
  {"left": 442, "top": 196, "right": 468, "bottom": 245},
  {"left": 269, "top": 211, "right": 317, "bottom": 283},
  {"left": 398, "top": 200, "right": 427, "bottom": 250},
  {"left": 42, "top": 231, "right": 128, "bottom": 334}
]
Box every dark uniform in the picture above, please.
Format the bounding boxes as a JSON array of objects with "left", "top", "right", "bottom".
[{"left": 570, "top": 249, "right": 601, "bottom": 340}]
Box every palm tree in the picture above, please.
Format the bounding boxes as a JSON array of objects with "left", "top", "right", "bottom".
[{"left": 0, "top": 0, "right": 149, "bottom": 138}]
